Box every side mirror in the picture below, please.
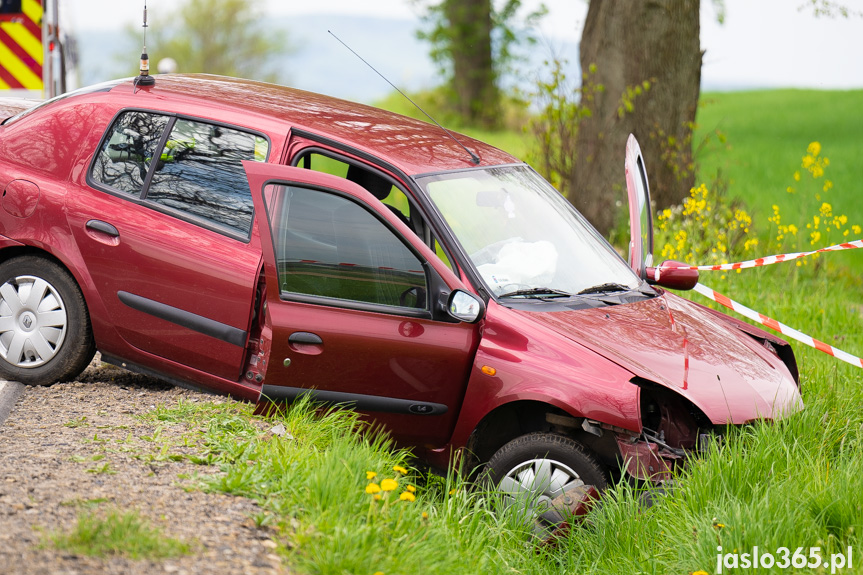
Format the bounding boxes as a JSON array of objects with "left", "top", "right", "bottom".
[
  {"left": 645, "top": 260, "right": 699, "bottom": 291},
  {"left": 447, "top": 290, "right": 484, "bottom": 323}
]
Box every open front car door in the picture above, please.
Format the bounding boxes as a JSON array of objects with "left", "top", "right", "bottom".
[{"left": 243, "top": 161, "right": 482, "bottom": 448}]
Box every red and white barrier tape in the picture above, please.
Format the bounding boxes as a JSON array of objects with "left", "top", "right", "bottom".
[
  {"left": 671, "top": 239, "right": 863, "bottom": 271},
  {"left": 693, "top": 283, "right": 863, "bottom": 369}
]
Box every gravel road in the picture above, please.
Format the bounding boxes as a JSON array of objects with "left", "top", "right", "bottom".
[{"left": 0, "top": 356, "right": 289, "bottom": 575}]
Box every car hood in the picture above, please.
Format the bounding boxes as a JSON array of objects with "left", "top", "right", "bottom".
[{"left": 517, "top": 291, "right": 803, "bottom": 425}]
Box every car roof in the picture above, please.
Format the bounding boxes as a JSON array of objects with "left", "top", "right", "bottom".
[{"left": 109, "top": 74, "right": 519, "bottom": 177}]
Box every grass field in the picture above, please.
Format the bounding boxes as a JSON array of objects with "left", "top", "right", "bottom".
[
  {"left": 695, "top": 90, "right": 863, "bottom": 228},
  {"left": 126, "top": 90, "right": 863, "bottom": 574}
]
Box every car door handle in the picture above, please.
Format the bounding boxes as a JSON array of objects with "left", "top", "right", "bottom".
[
  {"left": 86, "top": 219, "right": 119, "bottom": 237},
  {"left": 288, "top": 332, "right": 323, "bottom": 345}
]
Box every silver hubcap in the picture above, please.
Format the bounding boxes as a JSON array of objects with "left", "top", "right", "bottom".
[
  {"left": 498, "top": 457, "right": 585, "bottom": 515},
  {"left": 0, "top": 275, "right": 68, "bottom": 368}
]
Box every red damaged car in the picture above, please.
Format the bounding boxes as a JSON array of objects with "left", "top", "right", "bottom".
[{"left": 0, "top": 75, "right": 801, "bottom": 507}]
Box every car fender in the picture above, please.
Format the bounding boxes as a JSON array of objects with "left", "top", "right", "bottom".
[{"left": 443, "top": 302, "right": 642, "bottom": 455}]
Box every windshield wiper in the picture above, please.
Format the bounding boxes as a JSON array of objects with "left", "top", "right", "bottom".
[
  {"left": 498, "top": 287, "right": 572, "bottom": 299},
  {"left": 576, "top": 282, "right": 632, "bottom": 296}
]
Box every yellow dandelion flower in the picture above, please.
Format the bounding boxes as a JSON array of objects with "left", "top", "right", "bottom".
[
  {"left": 366, "top": 471, "right": 377, "bottom": 480},
  {"left": 406, "top": 484, "right": 416, "bottom": 493},
  {"left": 399, "top": 491, "right": 416, "bottom": 502},
  {"left": 366, "top": 483, "right": 381, "bottom": 494},
  {"left": 693, "top": 571, "right": 710, "bottom": 575},
  {"left": 374, "top": 494, "right": 382, "bottom": 501},
  {"left": 380, "top": 478, "right": 398, "bottom": 491},
  {"left": 786, "top": 186, "right": 795, "bottom": 194},
  {"left": 373, "top": 571, "right": 385, "bottom": 575},
  {"left": 449, "top": 489, "right": 458, "bottom": 496},
  {"left": 422, "top": 512, "right": 429, "bottom": 520},
  {"left": 393, "top": 465, "right": 408, "bottom": 475}
]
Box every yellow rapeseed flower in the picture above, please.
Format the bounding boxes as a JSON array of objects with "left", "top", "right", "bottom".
[
  {"left": 853, "top": 225, "right": 862, "bottom": 235},
  {"left": 366, "top": 471, "right": 377, "bottom": 480},
  {"left": 808, "top": 141, "right": 821, "bottom": 156},
  {"left": 793, "top": 171, "right": 801, "bottom": 181},
  {"left": 393, "top": 465, "right": 408, "bottom": 475},
  {"left": 381, "top": 478, "right": 398, "bottom": 491},
  {"left": 366, "top": 483, "right": 381, "bottom": 494},
  {"left": 399, "top": 491, "right": 416, "bottom": 502}
]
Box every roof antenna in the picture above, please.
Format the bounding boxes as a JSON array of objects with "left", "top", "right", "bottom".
[
  {"left": 328, "top": 30, "right": 480, "bottom": 165},
  {"left": 134, "top": 0, "right": 155, "bottom": 89}
]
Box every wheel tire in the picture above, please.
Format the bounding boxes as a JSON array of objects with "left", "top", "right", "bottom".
[
  {"left": 0, "top": 256, "right": 95, "bottom": 385},
  {"left": 486, "top": 432, "right": 608, "bottom": 517}
]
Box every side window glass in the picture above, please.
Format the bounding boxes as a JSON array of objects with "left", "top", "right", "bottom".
[
  {"left": 296, "top": 151, "right": 414, "bottom": 224},
  {"left": 91, "top": 111, "right": 170, "bottom": 195},
  {"left": 294, "top": 150, "right": 455, "bottom": 272},
  {"left": 264, "top": 184, "right": 428, "bottom": 310},
  {"left": 433, "top": 238, "right": 454, "bottom": 272},
  {"left": 146, "top": 119, "right": 269, "bottom": 235}
]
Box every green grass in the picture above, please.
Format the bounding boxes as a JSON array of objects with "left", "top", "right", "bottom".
[
  {"left": 47, "top": 508, "right": 191, "bottom": 559},
  {"left": 146, "top": 342, "right": 863, "bottom": 575},
  {"left": 695, "top": 90, "right": 863, "bottom": 233}
]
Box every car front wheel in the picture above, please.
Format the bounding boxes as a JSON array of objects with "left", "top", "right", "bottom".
[
  {"left": 486, "top": 432, "right": 608, "bottom": 525},
  {"left": 0, "top": 256, "right": 95, "bottom": 385}
]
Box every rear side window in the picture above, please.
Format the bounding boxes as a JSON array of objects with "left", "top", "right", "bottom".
[
  {"left": 146, "top": 119, "right": 268, "bottom": 235},
  {"left": 91, "top": 111, "right": 170, "bottom": 195},
  {"left": 89, "top": 111, "right": 269, "bottom": 238}
]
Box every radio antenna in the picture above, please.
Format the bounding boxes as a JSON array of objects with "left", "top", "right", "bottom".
[
  {"left": 328, "top": 30, "right": 480, "bottom": 165},
  {"left": 134, "top": 0, "right": 155, "bottom": 88}
]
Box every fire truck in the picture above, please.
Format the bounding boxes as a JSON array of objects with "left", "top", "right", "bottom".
[{"left": 0, "top": 0, "right": 74, "bottom": 99}]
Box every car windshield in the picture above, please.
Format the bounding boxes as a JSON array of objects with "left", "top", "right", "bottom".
[{"left": 416, "top": 165, "right": 641, "bottom": 297}]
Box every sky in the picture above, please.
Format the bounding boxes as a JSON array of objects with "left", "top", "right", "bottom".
[{"left": 64, "top": 0, "right": 863, "bottom": 91}]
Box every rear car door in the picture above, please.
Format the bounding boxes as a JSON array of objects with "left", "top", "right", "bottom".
[
  {"left": 67, "top": 110, "right": 269, "bottom": 381},
  {"left": 245, "top": 161, "right": 481, "bottom": 447}
]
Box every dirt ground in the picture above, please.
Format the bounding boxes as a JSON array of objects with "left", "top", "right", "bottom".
[{"left": 0, "top": 356, "right": 289, "bottom": 575}]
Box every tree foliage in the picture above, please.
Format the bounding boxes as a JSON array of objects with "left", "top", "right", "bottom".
[
  {"left": 126, "top": 0, "right": 289, "bottom": 84},
  {"left": 415, "top": 0, "right": 545, "bottom": 127}
]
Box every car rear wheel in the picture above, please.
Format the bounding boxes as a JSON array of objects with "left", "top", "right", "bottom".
[
  {"left": 486, "top": 432, "right": 608, "bottom": 523},
  {"left": 0, "top": 256, "right": 95, "bottom": 385}
]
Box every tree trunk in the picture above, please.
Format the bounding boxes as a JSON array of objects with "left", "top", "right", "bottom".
[
  {"left": 571, "top": 0, "right": 702, "bottom": 236},
  {"left": 445, "top": 0, "right": 499, "bottom": 128}
]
